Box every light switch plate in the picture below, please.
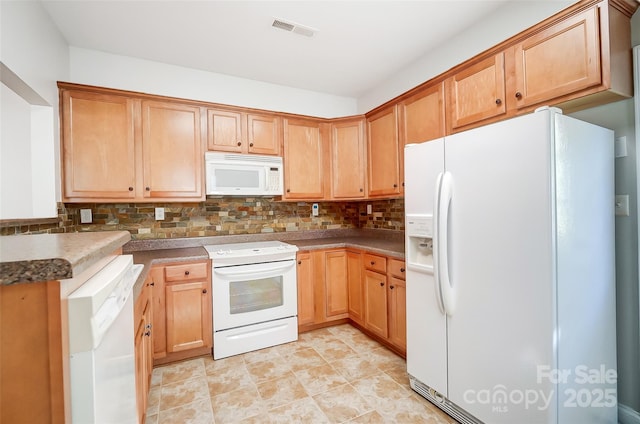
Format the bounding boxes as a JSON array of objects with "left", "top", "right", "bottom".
[
  {"left": 155, "top": 207, "right": 165, "bottom": 220},
  {"left": 367, "top": 204, "right": 372, "bottom": 215},
  {"left": 312, "top": 203, "right": 319, "bottom": 217},
  {"left": 615, "top": 195, "right": 629, "bottom": 216},
  {"left": 80, "top": 209, "right": 92, "bottom": 224},
  {"left": 615, "top": 136, "right": 627, "bottom": 158}
]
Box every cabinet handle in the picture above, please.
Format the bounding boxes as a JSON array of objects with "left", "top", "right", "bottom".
[
  {"left": 286, "top": 189, "right": 290, "bottom": 193},
  {"left": 515, "top": 92, "right": 522, "bottom": 99},
  {"left": 380, "top": 282, "right": 384, "bottom": 287},
  {"left": 237, "top": 141, "right": 242, "bottom": 146},
  {"left": 400, "top": 268, "right": 405, "bottom": 273},
  {"left": 249, "top": 143, "right": 254, "bottom": 147},
  {"left": 150, "top": 282, "right": 155, "bottom": 286},
  {"left": 297, "top": 260, "right": 302, "bottom": 265},
  {"left": 184, "top": 270, "right": 190, "bottom": 276},
  {"left": 144, "top": 331, "right": 151, "bottom": 337},
  {"left": 495, "top": 99, "right": 502, "bottom": 105},
  {"left": 146, "top": 323, "right": 152, "bottom": 329},
  {"left": 393, "top": 183, "right": 398, "bottom": 188},
  {"left": 370, "top": 261, "right": 375, "bottom": 265},
  {"left": 360, "top": 188, "right": 363, "bottom": 192},
  {"left": 390, "top": 285, "right": 395, "bottom": 290},
  {"left": 128, "top": 186, "right": 133, "bottom": 191},
  {"left": 202, "top": 289, "right": 207, "bottom": 294},
  {"left": 145, "top": 187, "right": 150, "bottom": 191}
]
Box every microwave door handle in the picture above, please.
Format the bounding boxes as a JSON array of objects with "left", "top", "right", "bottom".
[{"left": 214, "top": 261, "right": 294, "bottom": 277}]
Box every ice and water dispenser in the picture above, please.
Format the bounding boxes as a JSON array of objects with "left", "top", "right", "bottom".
[{"left": 406, "top": 214, "right": 434, "bottom": 273}]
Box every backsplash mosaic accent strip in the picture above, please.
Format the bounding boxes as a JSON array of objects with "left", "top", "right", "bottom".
[{"left": 1, "top": 198, "right": 404, "bottom": 238}]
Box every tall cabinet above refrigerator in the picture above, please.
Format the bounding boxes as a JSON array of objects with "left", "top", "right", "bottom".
[{"left": 404, "top": 107, "right": 616, "bottom": 424}]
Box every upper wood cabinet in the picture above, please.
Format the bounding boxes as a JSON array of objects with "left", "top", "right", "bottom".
[
  {"left": 367, "top": 106, "right": 401, "bottom": 197},
  {"left": 207, "top": 108, "right": 281, "bottom": 155},
  {"left": 141, "top": 101, "right": 203, "bottom": 199},
  {"left": 445, "top": 53, "right": 507, "bottom": 132},
  {"left": 61, "top": 90, "right": 137, "bottom": 200},
  {"left": 283, "top": 118, "right": 325, "bottom": 199},
  {"left": 60, "top": 85, "right": 205, "bottom": 202},
  {"left": 330, "top": 118, "right": 367, "bottom": 199},
  {"left": 398, "top": 82, "right": 446, "bottom": 145}
]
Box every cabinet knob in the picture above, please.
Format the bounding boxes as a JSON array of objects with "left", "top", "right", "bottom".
[
  {"left": 185, "top": 270, "right": 190, "bottom": 276},
  {"left": 145, "top": 187, "right": 150, "bottom": 191},
  {"left": 249, "top": 143, "right": 254, "bottom": 147},
  {"left": 360, "top": 188, "right": 363, "bottom": 192},
  {"left": 390, "top": 285, "right": 395, "bottom": 290},
  {"left": 237, "top": 141, "right": 242, "bottom": 146},
  {"left": 297, "top": 260, "right": 302, "bottom": 265},
  {"left": 150, "top": 282, "right": 155, "bottom": 286},
  {"left": 202, "top": 289, "right": 207, "bottom": 294},
  {"left": 400, "top": 268, "right": 405, "bottom": 273},
  {"left": 380, "top": 282, "right": 384, "bottom": 287},
  {"left": 495, "top": 99, "right": 502, "bottom": 105},
  {"left": 286, "top": 189, "right": 290, "bottom": 193},
  {"left": 128, "top": 186, "right": 133, "bottom": 191},
  {"left": 393, "top": 183, "right": 398, "bottom": 188},
  {"left": 515, "top": 92, "right": 522, "bottom": 99},
  {"left": 146, "top": 323, "right": 152, "bottom": 329},
  {"left": 144, "top": 331, "right": 151, "bottom": 337},
  {"left": 370, "top": 261, "right": 375, "bottom": 265}
]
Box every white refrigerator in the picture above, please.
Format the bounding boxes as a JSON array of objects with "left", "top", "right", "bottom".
[{"left": 404, "top": 107, "right": 617, "bottom": 424}]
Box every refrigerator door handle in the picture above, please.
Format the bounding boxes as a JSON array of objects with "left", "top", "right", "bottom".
[
  {"left": 433, "top": 172, "right": 446, "bottom": 315},
  {"left": 439, "top": 171, "right": 456, "bottom": 316}
]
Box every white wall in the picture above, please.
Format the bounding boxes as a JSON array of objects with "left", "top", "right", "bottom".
[
  {"left": 69, "top": 47, "right": 357, "bottom": 119},
  {"left": 357, "top": 0, "right": 572, "bottom": 113},
  {"left": 0, "top": 1, "right": 69, "bottom": 212}
]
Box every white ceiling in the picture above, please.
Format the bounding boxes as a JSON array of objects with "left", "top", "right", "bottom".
[{"left": 40, "top": 0, "right": 513, "bottom": 99}]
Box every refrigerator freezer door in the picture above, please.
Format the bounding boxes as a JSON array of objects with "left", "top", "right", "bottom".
[
  {"left": 404, "top": 139, "right": 448, "bottom": 396},
  {"left": 444, "top": 111, "right": 557, "bottom": 423}
]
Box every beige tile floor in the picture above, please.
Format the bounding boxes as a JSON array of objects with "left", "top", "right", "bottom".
[{"left": 145, "top": 324, "right": 458, "bottom": 424}]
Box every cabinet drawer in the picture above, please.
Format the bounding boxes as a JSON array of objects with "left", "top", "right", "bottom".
[
  {"left": 389, "top": 259, "right": 406, "bottom": 280},
  {"left": 364, "top": 254, "right": 386, "bottom": 273},
  {"left": 165, "top": 262, "right": 208, "bottom": 282}
]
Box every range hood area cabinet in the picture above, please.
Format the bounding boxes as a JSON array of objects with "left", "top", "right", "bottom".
[
  {"left": 60, "top": 86, "right": 204, "bottom": 202},
  {"left": 207, "top": 108, "right": 281, "bottom": 156}
]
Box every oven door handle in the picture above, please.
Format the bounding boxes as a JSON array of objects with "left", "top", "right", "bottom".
[{"left": 213, "top": 261, "right": 295, "bottom": 278}]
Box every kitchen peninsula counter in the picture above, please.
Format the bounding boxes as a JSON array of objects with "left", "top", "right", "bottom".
[{"left": 0, "top": 231, "right": 131, "bottom": 285}]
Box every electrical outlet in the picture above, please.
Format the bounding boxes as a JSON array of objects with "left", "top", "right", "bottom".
[
  {"left": 155, "top": 207, "right": 165, "bottom": 220},
  {"left": 615, "top": 136, "right": 627, "bottom": 158},
  {"left": 615, "top": 195, "right": 629, "bottom": 217},
  {"left": 312, "top": 203, "right": 319, "bottom": 217},
  {"left": 367, "top": 204, "right": 372, "bottom": 215},
  {"left": 80, "top": 209, "right": 92, "bottom": 224}
]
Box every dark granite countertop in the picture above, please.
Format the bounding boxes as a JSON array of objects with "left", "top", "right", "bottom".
[{"left": 0, "top": 231, "right": 131, "bottom": 285}]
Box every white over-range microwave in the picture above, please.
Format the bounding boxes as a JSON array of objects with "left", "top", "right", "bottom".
[{"left": 205, "top": 152, "right": 284, "bottom": 196}]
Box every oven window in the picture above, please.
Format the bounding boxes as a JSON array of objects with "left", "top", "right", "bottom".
[{"left": 229, "top": 276, "right": 283, "bottom": 314}]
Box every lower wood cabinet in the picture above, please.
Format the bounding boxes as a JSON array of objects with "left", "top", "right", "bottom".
[
  {"left": 134, "top": 274, "right": 153, "bottom": 423},
  {"left": 150, "top": 259, "right": 212, "bottom": 365},
  {"left": 296, "top": 249, "right": 349, "bottom": 332},
  {"left": 346, "top": 250, "right": 364, "bottom": 325},
  {"left": 364, "top": 269, "right": 389, "bottom": 339}
]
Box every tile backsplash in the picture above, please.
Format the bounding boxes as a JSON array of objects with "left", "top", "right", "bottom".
[{"left": 1, "top": 198, "right": 405, "bottom": 238}]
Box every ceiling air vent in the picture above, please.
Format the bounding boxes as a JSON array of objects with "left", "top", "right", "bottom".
[{"left": 272, "top": 18, "right": 317, "bottom": 38}]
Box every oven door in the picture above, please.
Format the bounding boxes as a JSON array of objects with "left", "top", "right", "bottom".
[{"left": 212, "top": 259, "right": 297, "bottom": 331}]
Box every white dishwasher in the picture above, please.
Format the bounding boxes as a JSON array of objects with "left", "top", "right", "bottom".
[{"left": 67, "top": 255, "right": 143, "bottom": 424}]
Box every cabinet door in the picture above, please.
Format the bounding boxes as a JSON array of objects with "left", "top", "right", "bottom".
[
  {"left": 283, "top": 118, "right": 324, "bottom": 199},
  {"left": 247, "top": 113, "right": 281, "bottom": 155},
  {"left": 150, "top": 267, "right": 167, "bottom": 360},
  {"left": 325, "top": 250, "right": 349, "bottom": 317},
  {"left": 347, "top": 251, "right": 364, "bottom": 325},
  {"left": 61, "top": 90, "right": 136, "bottom": 199},
  {"left": 296, "top": 252, "right": 315, "bottom": 326},
  {"left": 399, "top": 82, "right": 445, "bottom": 145},
  {"left": 207, "top": 108, "right": 243, "bottom": 152},
  {"left": 364, "top": 270, "right": 388, "bottom": 338},
  {"left": 511, "top": 7, "right": 600, "bottom": 110},
  {"left": 141, "top": 101, "right": 203, "bottom": 199},
  {"left": 446, "top": 53, "right": 506, "bottom": 131},
  {"left": 134, "top": 316, "right": 146, "bottom": 424},
  {"left": 388, "top": 276, "right": 406, "bottom": 352},
  {"left": 330, "top": 119, "right": 366, "bottom": 199},
  {"left": 165, "top": 280, "right": 212, "bottom": 353},
  {"left": 367, "top": 106, "right": 400, "bottom": 197}
]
